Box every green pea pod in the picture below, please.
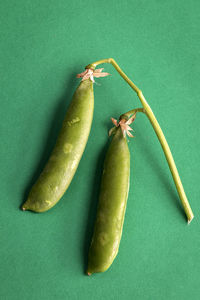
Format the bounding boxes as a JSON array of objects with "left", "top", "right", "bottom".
[
  {"left": 22, "top": 79, "right": 94, "bottom": 212},
  {"left": 87, "top": 127, "right": 130, "bottom": 274}
]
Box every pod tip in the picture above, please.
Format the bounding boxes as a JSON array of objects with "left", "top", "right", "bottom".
[
  {"left": 87, "top": 272, "right": 91, "bottom": 276},
  {"left": 22, "top": 206, "right": 26, "bottom": 211}
]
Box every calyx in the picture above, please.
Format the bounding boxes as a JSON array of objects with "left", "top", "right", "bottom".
[
  {"left": 77, "top": 68, "right": 110, "bottom": 82},
  {"left": 109, "top": 114, "right": 136, "bottom": 138}
]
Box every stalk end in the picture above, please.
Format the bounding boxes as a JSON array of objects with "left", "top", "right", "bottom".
[{"left": 187, "top": 215, "right": 194, "bottom": 225}]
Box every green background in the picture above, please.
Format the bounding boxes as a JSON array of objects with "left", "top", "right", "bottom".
[{"left": 1, "top": 1, "right": 200, "bottom": 299}]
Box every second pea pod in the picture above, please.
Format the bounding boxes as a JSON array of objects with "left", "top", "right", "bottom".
[{"left": 87, "top": 116, "right": 135, "bottom": 275}]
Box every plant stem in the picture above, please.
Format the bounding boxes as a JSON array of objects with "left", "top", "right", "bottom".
[
  {"left": 86, "top": 58, "right": 194, "bottom": 223},
  {"left": 120, "top": 108, "right": 145, "bottom": 120}
]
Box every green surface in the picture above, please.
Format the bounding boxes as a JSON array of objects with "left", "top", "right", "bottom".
[{"left": 0, "top": 1, "right": 200, "bottom": 299}]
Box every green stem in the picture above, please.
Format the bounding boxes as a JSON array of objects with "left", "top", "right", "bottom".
[
  {"left": 86, "top": 58, "right": 194, "bottom": 223},
  {"left": 120, "top": 108, "right": 145, "bottom": 120}
]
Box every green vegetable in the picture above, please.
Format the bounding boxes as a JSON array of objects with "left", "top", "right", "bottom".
[
  {"left": 87, "top": 125, "right": 130, "bottom": 274},
  {"left": 22, "top": 79, "right": 94, "bottom": 212}
]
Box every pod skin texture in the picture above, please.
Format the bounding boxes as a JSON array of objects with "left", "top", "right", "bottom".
[
  {"left": 87, "top": 127, "right": 130, "bottom": 274},
  {"left": 22, "top": 79, "right": 94, "bottom": 212}
]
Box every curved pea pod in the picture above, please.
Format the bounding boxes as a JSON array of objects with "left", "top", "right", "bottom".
[
  {"left": 87, "top": 127, "right": 130, "bottom": 275},
  {"left": 22, "top": 79, "right": 94, "bottom": 212}
]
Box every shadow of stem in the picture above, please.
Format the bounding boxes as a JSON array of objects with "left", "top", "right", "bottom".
[{"left": 135, "top": 123, "right": 186, "bottom": 220}]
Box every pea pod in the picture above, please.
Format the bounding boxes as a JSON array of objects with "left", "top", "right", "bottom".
[
  {"left": 22, "top": 79, "right": 94, "bottom": 212},
  {"left": 87, "top": 123, "right": 131, "bottom": 275}
]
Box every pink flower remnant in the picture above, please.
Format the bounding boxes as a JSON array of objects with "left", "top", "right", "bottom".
[
  {"left": 77, "top": 68, "right": 110, "bottom": 83},
  {"left": 110, "top": 114, "right": 136, "bottom": 138}
]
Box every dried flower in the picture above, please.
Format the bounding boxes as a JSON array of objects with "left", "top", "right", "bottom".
[
  {"left": 77, "top": 68, "right": 110, "bottom": 82},
  {"left": 110, "top": 114, "right": 136, "bottom": 138}
]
